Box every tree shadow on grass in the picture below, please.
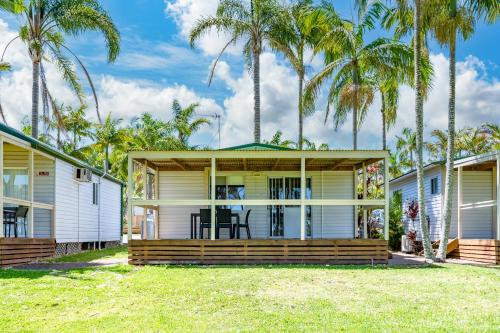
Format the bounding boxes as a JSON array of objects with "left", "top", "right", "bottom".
[
  {"left": 140, "top": 262, "right": 444, "bottom": 271},
  {"left": 0, "top": 263, "right": 133, "bottom": 280}
]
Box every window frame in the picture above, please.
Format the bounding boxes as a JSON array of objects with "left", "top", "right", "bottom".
[
  {"left": 92, "top": 183, "right": 99, "bottom": 206},
  {"left": 430, "top": 177, "right": 439, "bottom": 195}
]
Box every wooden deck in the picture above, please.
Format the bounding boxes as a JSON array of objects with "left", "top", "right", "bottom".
[
  {"left": 0, "top": 238, "right": 56, "bottom": 267},
  {"left": 448, "top": 239, "right": 500, "bottom": 264},
  {"left": 129, "top": 239, "right": 389, "bottom": 265}
]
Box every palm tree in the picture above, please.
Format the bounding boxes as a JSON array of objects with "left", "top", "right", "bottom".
[
  {"left": 388, "top": 149, "right": 405, "bottom": 178},
  {"left": 264, "top": 130, "right": 296, "bottom": 148},
  {"left": 430, "top": 0, "right": 499, "bottom": 260},
  {"left": 304, "top": 2, "right": 413, "bottom": 149},
  {"left": 268, "top": 0, "right": 321, "bottom": 149},
  {"left": 302, "top": 138, "right": 330, "bottom": 151},
  {"left": 189, "top": 0, "right": 279, "bottom": 143},
  {"left": 457, "top": 127, "right": 491, "bottom": 156},
  {"left": 94, "top": 114, "right": 127, "bottom": 173},
  {"left": 412, "top": 0, "right": 434, "bottom": 261},
  {"left": 481, "top": 122, "right": 500, "bottom": 150},
  {"left": 0, "top": 0, "right": 120, "bottom": 139},
  {"left": 130, "top": 113, "right": 181, "bottom": 151},
  {"left": 170, "top": 100, "right": 210, "bottom": 149},
  {"left": 395, "top": 127, "right": 417, "bottom": 170},
  {"left": 62, "top": 105, "right": 93, "bottom": 158}
]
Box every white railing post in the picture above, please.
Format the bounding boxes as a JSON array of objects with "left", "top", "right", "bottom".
[
  {"left": 0, "top": 136, "right": 3, "bottom": 238},
  {"left": 142, "top": 160, "right": 148, "bottom": 240},
  {"left": 127, "top": 156, "right": 133, "bottom": 241},
  {"left": 300, "top": 157, "right": 305, "bottom": 240},
  {"left": 211, "top": 157, "right": 216, "bottom": 240},
  {"left": 28, "top": 150, "right": 34, "bottom": 238},
  {"left": 496, "top": 153, "right": 499, "bottom": 240},
  {"left": 384, "top": 156, "right": 390, "bottom": 241},
  {"left": 353, "top": 166, "right": 358, "bottom": 238},
  {"left": 458, "top": 166, "right": 463, "bottom": 239},
  {"left": 155, "top": 166, "right": 160, "bottom": 240},
  {"left": 362, "top": 163, "right": 367, "bottom": 239}
]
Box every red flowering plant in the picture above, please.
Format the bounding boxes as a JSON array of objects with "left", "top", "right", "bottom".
[{"left": 404, "top": 199, "right": 419, "bottom": 243}]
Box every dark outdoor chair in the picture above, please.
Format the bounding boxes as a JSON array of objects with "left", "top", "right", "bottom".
[
  {"left": 216, "top": 208, "right": 233, "bottom": 239},
  {"left": 199, "top": 209, "right": 212, "bottom": 239},
  {"left": 15, "top": 206, "right": 29, "bottom": 237},
  {"left": 2, "top": 206, "right": 28, "bottom": 238},
  {"left": 233, "top": 209, "right": 251, "bottom": 239},
  {"left": 3, "top": 207, "right": 17, "bottom": 237}
]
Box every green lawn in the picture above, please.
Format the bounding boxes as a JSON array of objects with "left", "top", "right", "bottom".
[
  {"left": 0, "top": 248, "right": 499, "bottom": 332},
  {"left": 50, "top": 246, "right": 128, "bottom": 263}
]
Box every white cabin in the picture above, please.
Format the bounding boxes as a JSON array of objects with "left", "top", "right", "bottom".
[
  {"left": 0, "top": 124, "right": 123, "bottom": 254},
  {"left": 390, "top": 151, "right": 500, "bottom": 241},
  {"left": 126, "top": 143, "right": 391, "bottom": 265}
]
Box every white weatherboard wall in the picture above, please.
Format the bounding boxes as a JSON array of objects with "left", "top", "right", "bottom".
[
  {"left": 390, "top": 166, "right": 443, "bottom": 241},
  {"left": 54, "top": 159, "right": 121, "bottom": 243},
  {"left": 33, "top": 154, "right": 55, "bottom": 238},
  {"left": 312, "top": 172, "right": 355, "bottom": 238},
  {"left": 157, "top": 171, "right": 354, "bottom": 239},
  {"left": 453, "top": 171, "right": 494, "bottom": 239},
  {"left": 391, "top": 168, "right": 495, "bottom": 241},
  {"left": 158, "top": 171, "right": 206, "bottom": 239}
]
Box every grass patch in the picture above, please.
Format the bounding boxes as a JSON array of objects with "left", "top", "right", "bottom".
[
  {"left": 50, "top": 246, "right": 128, "bottom": 263},
  {"left": 0, "top": 256, "right": 499, "bottom": 332}
]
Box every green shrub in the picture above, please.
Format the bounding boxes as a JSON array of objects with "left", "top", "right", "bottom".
[{"left": 389, "top": 192, "right": 404, "bottom": 250}]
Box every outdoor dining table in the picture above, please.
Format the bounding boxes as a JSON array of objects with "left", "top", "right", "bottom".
[{"left": 190, "top": 212, "right": 240, "bottom": 239}]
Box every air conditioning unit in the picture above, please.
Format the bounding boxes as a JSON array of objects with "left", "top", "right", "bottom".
[
  {"left": 401, "top": 235, "right": 414, "bottom": 253},
  {"left": 74, "top": 167, "right": 93, "bottom": 182}
]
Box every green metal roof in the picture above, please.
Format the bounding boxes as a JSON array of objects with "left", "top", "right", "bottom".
[
  {"left": 220, "top": 143, "right": 295, "bottom": 151},
  {"left": 0, "top": 122, "right": 124, "bottom": 185},
  {"left": 389, "top": 151, "right": 499, "bottom": 183}
]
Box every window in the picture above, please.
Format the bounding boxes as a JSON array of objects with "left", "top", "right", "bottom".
[
  {"left": 92, "top": 183, "right": 99, "bottom": 205},
  {"left": 210, "top": 176, "right": 245, "bottom": 211},
  {"left": 430, "top": 177, "right": 439, "bottom": 195},
  {"left": 3, "top": 168, "right": 28, "bottom": 200}
]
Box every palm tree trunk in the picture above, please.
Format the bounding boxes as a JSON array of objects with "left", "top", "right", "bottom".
[
  {"left": 105, "top": 145, "right": 109, "bottom": 173},
  {"left": 414, "top": 0, "right": 434, "bottom": 261},
  {"left": 438, "top": 5, "right": 457, "bottom": 261},
  {"left": 31, "top": 61, "right": 40, "bottom": 139},
  {"left": 253, "top": 49, "right": 261, "bottom": 143},
  {"left": 381, "top": 94, "right": 386, "bottom": 150},
  {"left": 57, "top": 127, "right": 61, "bottom": 149},
  {"left": 298, "top": 72, "right": 304, "bottom": 150},
  {"left": 352, "top": 66, "right": 359, "bottom": 150}
]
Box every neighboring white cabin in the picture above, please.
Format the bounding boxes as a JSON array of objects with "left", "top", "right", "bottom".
[
  {"left": 390, "top": 151, "right": 499, "bottom": 241},
  {"left": 0, "top": 124, "right": 122, "bottom": 245}
]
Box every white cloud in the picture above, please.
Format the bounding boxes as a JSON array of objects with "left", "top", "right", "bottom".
[
  {"left": 0, "top": 19, "right": 78, "bottom": 127},
  {"left": 213, "top": 52, "right": 500, "bottom": 150},
  {"left": 165, "top": 0, "right": 241, "bottom": 56},
  {"left": 213, "top": 53, "right": 302, "bottom": 146},
  {"left": 98, "top": 75, "right": 223, "bottom": 123},
  {"left": 2, "top": 9, "right": 500, "bottom": 152},
  {"left": 0, "top": 18, "right": 223, "bottom": 146},
  {"left": 381, "top": 54, "right": 500, "bottom": 149}
]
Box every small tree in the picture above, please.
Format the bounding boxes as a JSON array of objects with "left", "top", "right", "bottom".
[{"left": 389, "top": 192, "right": 404, "bottom": 250}]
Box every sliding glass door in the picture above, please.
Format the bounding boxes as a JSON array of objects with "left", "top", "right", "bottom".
[{"left": 268, "top": 177, "right": 311, "bottom": 238}]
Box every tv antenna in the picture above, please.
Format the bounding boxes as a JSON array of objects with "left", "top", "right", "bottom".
[{"left": 198, "top": 113, "right": 221, "bottom": 149}]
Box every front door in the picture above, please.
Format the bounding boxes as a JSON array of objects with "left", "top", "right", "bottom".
[{"left": 269, "top": 177, "right": 311, "bottom": 238}]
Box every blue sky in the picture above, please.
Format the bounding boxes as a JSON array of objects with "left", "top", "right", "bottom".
[{"left": 0, "top": 0, "right": 499, "bottom": 149}]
